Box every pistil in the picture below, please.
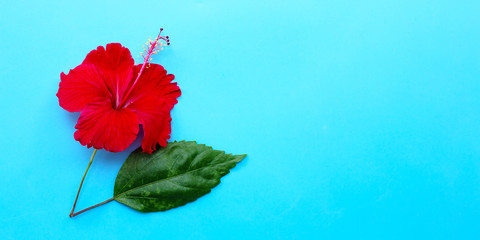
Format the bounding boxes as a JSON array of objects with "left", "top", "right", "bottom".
[{"left": 118, "top": 29, "right": 169, "bottom": 108}]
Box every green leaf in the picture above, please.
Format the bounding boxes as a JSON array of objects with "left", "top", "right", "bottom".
[{"left": 113, "top": 140, "right": 246, "bottom": 212}]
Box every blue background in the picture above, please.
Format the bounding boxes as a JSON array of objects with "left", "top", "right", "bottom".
[{"left": 1, "top": 0, "right": 479, "bottom": 239}]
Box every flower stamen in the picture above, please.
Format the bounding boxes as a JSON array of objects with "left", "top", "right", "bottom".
[{"left": 118, "top": 28, "right": 170, "bottom": 108}]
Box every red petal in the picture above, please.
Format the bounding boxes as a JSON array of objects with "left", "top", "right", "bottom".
[
  {"left": 130, "top": 97, "right": 172, "bottom": 154},
  {"left": 127, "top": 64, "right": 181, "bottom": 109},
  {"left": 82, "top": 43, "right": 135, "bottom": 108},
  {"left": 57, "top": 43, "right": 135, "bottom": 112},
  {"left": 126, "top": 64, "right": 181, "bottom": 153},
  {"left": 83, "top": 43, "right": 134, "bottom": 72},
  {"left": 74, "top": 100, "right": 139, "bottom": 152},
  {"left": 57, "top": 64, "right": 109, "bottom": 112}
]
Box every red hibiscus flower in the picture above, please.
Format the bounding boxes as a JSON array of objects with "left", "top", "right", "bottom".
[{"left": 57, "top": 31, "right": 180, "bottom": 153}]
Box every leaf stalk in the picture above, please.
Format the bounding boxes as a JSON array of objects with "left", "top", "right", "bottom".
[
  {"left": 69, "top": 149, "right": 97, "bottom": 217},
  {"left": 70, "top": 197, "right": 114, "bottom": 217}
]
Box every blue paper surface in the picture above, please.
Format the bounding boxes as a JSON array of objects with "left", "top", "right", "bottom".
[{"left": 1, "top": 0, "right": 479, "bottom": 239}]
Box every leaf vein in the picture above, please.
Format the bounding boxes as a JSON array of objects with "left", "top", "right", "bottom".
[{"left": 116, "top": 164, "right": 231, "bottom": 198}]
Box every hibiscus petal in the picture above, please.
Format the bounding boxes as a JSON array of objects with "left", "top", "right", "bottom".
[
  {"left": 130, "top": 97, "right": 172, "bottom": 154},
  {"left": 57, "top": 43, "right": 135, "bottom": 112},
  {"left": 127, "top": 64, "right": 181, "bottom": 109},
  {"left": 127, "top": 64, "right": 181, "bottom": 153},
  {"left": 83, "top": 43, "right": 134, "bottom": 72},
  {"left": 74, "top": 100, "right": 139, "bottom": 152},
  {"left": 57, "top": 64, "right": 109, "bottom": 112},
  {"left": 82, "top": 43, "right": 135, "bottom": 108}
]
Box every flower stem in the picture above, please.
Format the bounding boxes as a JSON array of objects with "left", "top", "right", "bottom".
[
  {"left": 70, "top": 197, "right": 115, "bottom": 217},
  {"left": 69, "top": 149, "right": 97, "bottom": 217}
]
